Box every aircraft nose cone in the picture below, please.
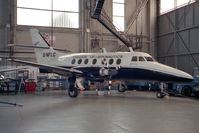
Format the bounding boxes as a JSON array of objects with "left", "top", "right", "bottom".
[
  {"left": 156, "top": 63, "right": 194, "bottom": 82},
  {"left": 173, "top": 68, "right": 193, "bottom": 82},
  {"left": 183, "top": 72, "right": 193, "bottom": 81}
]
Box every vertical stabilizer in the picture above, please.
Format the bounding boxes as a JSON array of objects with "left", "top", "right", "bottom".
[
  {"left": 30, "top": 29, "right": 62, "bottom": 65},
  {"left": 30, "top": 29, "right": 50, "bottom": 48}
]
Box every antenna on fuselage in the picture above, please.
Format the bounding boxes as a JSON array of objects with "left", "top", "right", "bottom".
[{"left": 129, "top": 47, "right": 134, "bottom": 52}]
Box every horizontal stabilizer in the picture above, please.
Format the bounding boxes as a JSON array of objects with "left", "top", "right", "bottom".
[{"left": 8, "top": 44, "right": 50, "bottom": 49}]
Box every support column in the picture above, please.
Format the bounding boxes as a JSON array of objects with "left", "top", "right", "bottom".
[{"left": 148, "top": 0, "right": 157, "bottom": 58}]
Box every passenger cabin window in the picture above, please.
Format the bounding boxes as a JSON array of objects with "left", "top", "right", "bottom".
[
  {"left": 139, "top": 57, "right": 145, "bottom": 61},
  {"left": 92, "top": 59, "right": 97, "bottom": 64},
  {"left": 84, "top": 59, "right": 89, "bottom": 64},
  {"left": 109, "top": 59, "right": 114, "bottom": 65},
  {"left": 71, "top": 59, "right": 76, "bottom": 64},
  {"left": 78, "top": 59, "right": 82, "bottom": 64},
  {"left": 131, "top": 56, "right": 137, "bottom": 62},
  {"left": 145, "top": 57, "right": 154, "bottom": 62},
  {"left": 116, "top": 59, "right": 121, "bottom": 65}
]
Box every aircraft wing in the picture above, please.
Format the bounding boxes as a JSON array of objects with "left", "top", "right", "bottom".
[{"left": 8, "top": 59, "right": 83, "bottom": 77}]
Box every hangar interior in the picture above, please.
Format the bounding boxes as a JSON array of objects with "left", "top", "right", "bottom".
[
  {"left": 1, "top": 0, "right": 157, "bottom": 62},
  {"left": 0, "top": 0, "right": 198, "bottom": 88},
  {"left": 1, "top": 1, "right": 199, "bottom": 133},
  {"left": 0, "top": 0, "right": 199, "bottom": 73},
  {"left": 0, "top": 0, "right": 199, "bottom": 91},
  {"left": 0, "top": 0, "right": 156, "bottom": 91}
]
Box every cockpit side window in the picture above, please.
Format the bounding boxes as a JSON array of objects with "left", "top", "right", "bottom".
[
  {"left": 139, "top": 56, "right": 145, "bottom": 61},
  {"left": 145, "top": 56, "right": 154, "bottom": 62},
  {"left": 131, "top": 56, "right": 137, "bottom": 62}
]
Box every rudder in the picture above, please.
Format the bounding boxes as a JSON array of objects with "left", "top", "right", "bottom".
[{"left": 30, "top": 29, "right": 58, "bottom": 65}]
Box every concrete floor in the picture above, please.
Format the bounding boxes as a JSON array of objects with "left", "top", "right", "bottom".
[{"left": 0, "top": 91, "right": 199, "bottom": 133}]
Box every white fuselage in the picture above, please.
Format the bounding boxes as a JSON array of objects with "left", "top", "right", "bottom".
[
  {"left": 30, "top": 28, "right": 193, "bottom": 83},
  {"left": 39, "top": 50, "right": 193, "bottom": 82}
]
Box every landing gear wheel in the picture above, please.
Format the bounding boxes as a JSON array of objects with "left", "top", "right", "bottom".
[
  {"left": 68, "top": 87, "right": 78, "bottom": 98},
  {"left": 156, "top": 91, "right": 165, "bottom": 98},
  {"left": 118, "top": 83, "right": 126, "bottom": 92}
]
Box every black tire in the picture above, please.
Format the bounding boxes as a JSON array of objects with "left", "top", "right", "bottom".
[
  {"left": 118, "top": 84, "right": 126, "bottom": 92},
  {"left": 181, "top": 86, "right": 192, "bottom": 97},
  {"left": 68, "top": 87, "right": 78, "bottom": 97},
  {"left": 156, "top": 91, "right": 165, "bottom": 98}
]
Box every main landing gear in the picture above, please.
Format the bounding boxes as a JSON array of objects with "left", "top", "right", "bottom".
[
  {"left": 68, "top": 77, "right": 86, "bottom": 98},
  {"left": 68, "top": 77, "right": 78, "bottom": 98},
  {"left": 68, "top": 86, "right": 78, "bottom": 98}
]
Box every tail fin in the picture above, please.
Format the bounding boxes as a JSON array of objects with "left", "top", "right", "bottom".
[
  {"left": 30, "top": 29, "right": 50, "bottom": 48},
  {"left": 30, "top": 29, "right": 61, "bottom": 65}
]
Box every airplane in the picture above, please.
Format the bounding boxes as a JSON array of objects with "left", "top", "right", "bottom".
[{"left": 9, "top": 29, "right": 193, "bottom": 98}]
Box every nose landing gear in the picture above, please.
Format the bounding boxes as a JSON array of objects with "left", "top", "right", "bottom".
[
  {"left": 156, "top": 82, "right": 168, "bottom": 98},
  {"left": 156, "top": 91, "right": 166, "bottom": 98}
]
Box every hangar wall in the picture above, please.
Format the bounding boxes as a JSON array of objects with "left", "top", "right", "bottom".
[
  {"left": 0, "top": 0, "right": 13, "bottom": 65},
  {"left": 0, "top": 0, "right": 157, "bottom": 64},
  {"left": 157, "top": 1, "right": 199, "bottom": 75}
]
